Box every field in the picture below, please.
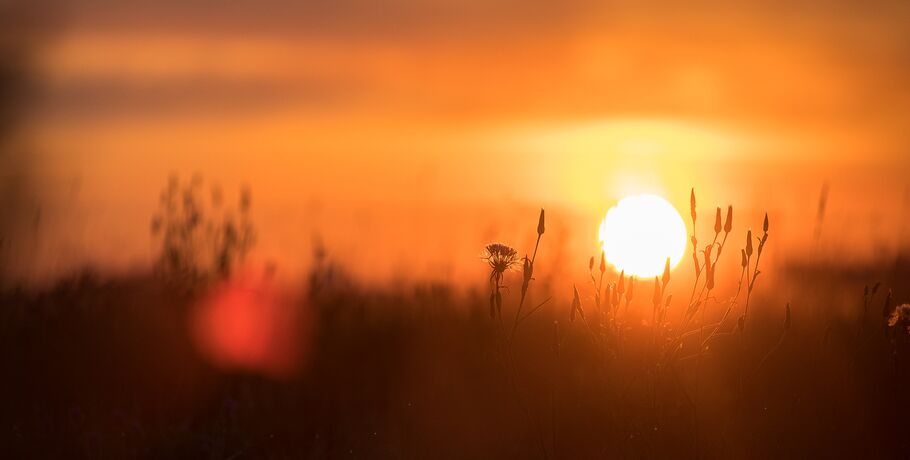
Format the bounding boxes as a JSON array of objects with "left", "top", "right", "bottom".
[
  {"left": 3, "top": 204, "right": 910, "bottom": 459},
  {"left": 3, "top": 1, "right": 910, "bottom": 457}
]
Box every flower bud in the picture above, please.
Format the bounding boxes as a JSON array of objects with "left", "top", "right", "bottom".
[
  {"left": 714, "top": 207, "right": 722, "bottom": 234},
  {"left": 571, "top": 285, "right": 581, "bottom": 321},
  {"left": 690, "top": 188, "right": 697, "bottom": 224},
  {"left": 537, "top": 208, "right": 546, "bottom": 235}
]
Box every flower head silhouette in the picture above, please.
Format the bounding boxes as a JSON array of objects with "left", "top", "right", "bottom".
[{"left": 482, "top": 243, "right": 520, "bottom": 278}]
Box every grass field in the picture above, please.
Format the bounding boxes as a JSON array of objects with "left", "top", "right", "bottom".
[{"left": 3, "top": 202, "right": 910, "bottom": 459}]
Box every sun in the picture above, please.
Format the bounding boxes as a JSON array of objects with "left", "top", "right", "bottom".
[{"left": 598, "top": 194, "right": 687, "bottom": 278}]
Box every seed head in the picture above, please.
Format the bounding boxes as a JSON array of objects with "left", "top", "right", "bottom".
[
  {"left": 690, "top": 188, "right": 697, "bottom": 224},
  {"left": 571, "top": 284, "right": 583, "bottom": 321},
  {"left": 714, "top": 207, "right": 722, "bottom": 234},
  {"left": 741, "top": 249, "right": 747, "bottom": 268},
  {"left": 537, "top": 208, "right": 546, "bottom": 235},
  {"left": 588, "top": 256, "right": 595, "bottom": 272},
  {"left": 763, "top": 213, "right": 769, "bottom": 233},
  {"left": 599, "top": 251, "right": 606, "bottom": 274},
  {"left": 482, "top": 243, "right": 520, "bottom": 275},
  {"left": 617, "top": 270, "right": 626, "bottom": 295},
  {"left": 746, "top": 230, "right": 754, "bottom": 257},
  {"left": 662, "top": 257, "right": 671, "bottom": 286},
  {"left": 724, "top": 205, "right": 733, "bottom": 234}
]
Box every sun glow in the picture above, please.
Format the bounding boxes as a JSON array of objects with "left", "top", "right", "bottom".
[{"left": 598, "top": 194, "right": 687, "bottom": 278}]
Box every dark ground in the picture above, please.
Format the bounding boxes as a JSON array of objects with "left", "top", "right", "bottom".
[{"left": 2, "top": 256, "right": 910, "bottom": 459}]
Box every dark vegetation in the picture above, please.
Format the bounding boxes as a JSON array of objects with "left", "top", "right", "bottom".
[
  {"left": 3, "top": 259, "right": 910, "bottom": 458},
  {"left": 3, "top": 182, "right": 910, "bottom": 458}
]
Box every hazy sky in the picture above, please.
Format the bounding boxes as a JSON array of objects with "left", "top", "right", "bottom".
[{"left": 3, "top": 0, "right": 910, "bottom": 283}]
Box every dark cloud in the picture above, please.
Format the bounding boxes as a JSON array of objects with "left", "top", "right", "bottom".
[
  {"left": 0, "top": 0, "right": 59, "bottom": 282},
  {"left": 41, "top": 0, "right": 910, "bottom": 126},
  {"left": 35, "top": 74, "right": 365, "bottom": 120},
  {"left": 58, "top": 0, "right": 599, "bottom": 41},
  {"left": 51, "top": 0, "right": 910, "bottom": 49}
]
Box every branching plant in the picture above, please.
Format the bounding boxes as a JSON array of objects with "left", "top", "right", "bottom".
[
  {"left": 150, "top": 174, "right": 255, "bottom": 289},
  {"left": 480, "top": 209, "right": 551, "bottom": 458}
]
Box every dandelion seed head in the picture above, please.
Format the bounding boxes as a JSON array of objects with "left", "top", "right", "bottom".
[{"left": 482, "top": 243, "right": 520, "bottom": 274}]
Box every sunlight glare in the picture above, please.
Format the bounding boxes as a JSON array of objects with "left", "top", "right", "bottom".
[{"left": 598, "top": 194, "right": 687, "bottom": 277}]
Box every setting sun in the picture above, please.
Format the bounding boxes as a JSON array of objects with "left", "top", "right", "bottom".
[
  {"left": 5, "top": 1, "right": 910, "bottom": 457},
  {"left": 598, "top": 194, "right": 687, "bottom": 278}
]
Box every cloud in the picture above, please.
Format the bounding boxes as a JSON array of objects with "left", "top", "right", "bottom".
[
  {"left": 15, "top": 0, "right": 910, "bottom": 154},
  {"left": 36, "top": 73, "right": 364, "bottom": 120},
  {"left": 57, "top": 0, "right": 599, "bottom": 42},
  {"left": 0, "top": 0, "right": 60, "bottom": 283}
]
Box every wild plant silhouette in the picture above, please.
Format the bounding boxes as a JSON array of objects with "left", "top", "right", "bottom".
[
  {"left": 2, "top": 185, "right": 910, "bottom": 458},
  {"left": 150, "top": 175, "right": 255, "bottom": 288}
]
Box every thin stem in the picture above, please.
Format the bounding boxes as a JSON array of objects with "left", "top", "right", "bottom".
[
  {"left": 510, "top": 233, "right": 542, "bottom": 343},
  {"left": 687, "top": 232, "right": 718, "bottom": 307},
  {"left": 517, "top": 297, "right": 552, "bottom": 326},
  {"left": 700, "top": 264, "right": 748, "bottom": 349}
]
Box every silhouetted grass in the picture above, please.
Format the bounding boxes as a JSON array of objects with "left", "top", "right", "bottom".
[{"left": 1, "top": 250, "right": 909, "bottom": 458}]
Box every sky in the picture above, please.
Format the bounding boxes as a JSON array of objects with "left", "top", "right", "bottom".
[{"left": 2, "top": 0, "right": 910, "bottom": 284}]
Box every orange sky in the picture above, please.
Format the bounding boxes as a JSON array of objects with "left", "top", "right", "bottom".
[{"left": 3, "top": 0, "right": 910, "bottom": 284}]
